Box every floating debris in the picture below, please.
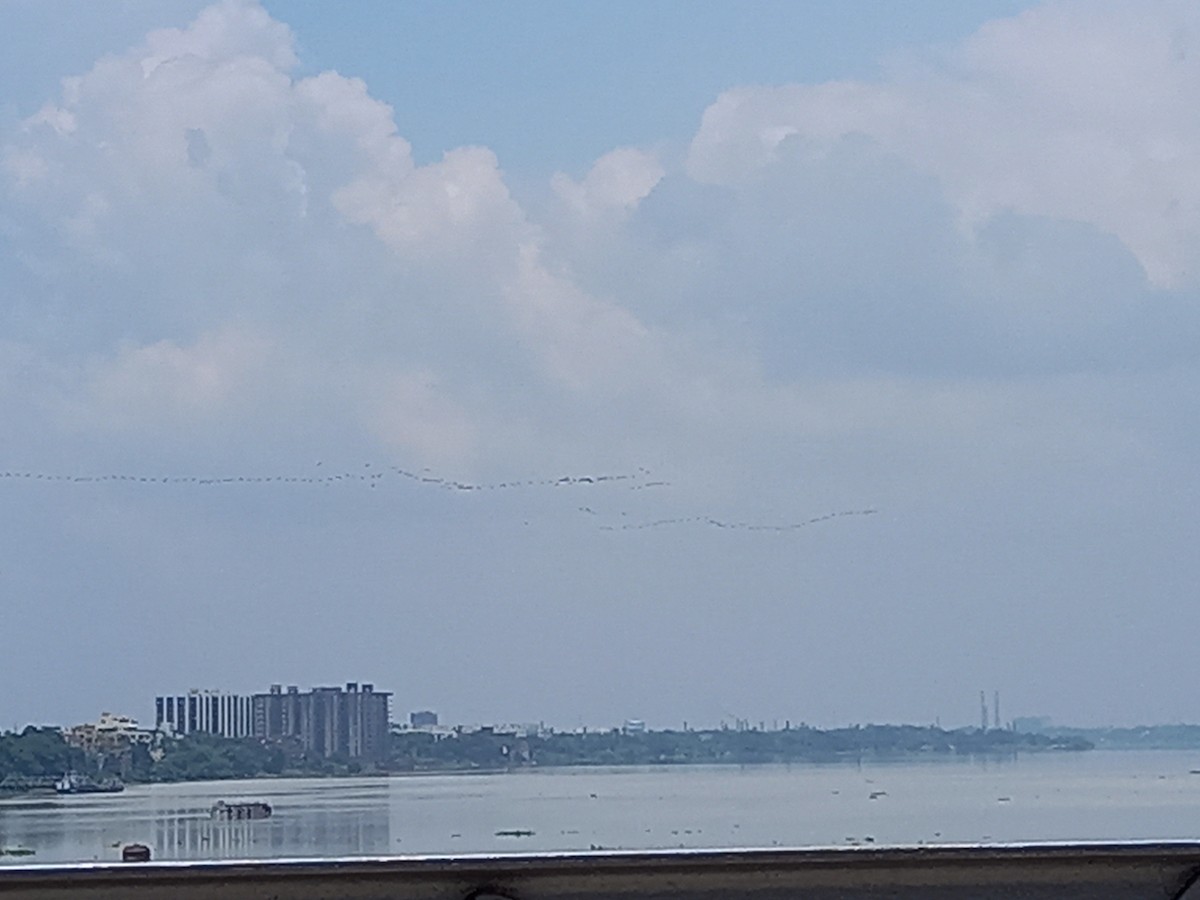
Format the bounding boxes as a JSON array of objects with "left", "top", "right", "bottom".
[
  {"left": 211, "top": 800, "right": 271, "bottom": 820},
  {"left": 121, "top": 844, "right": 151, "bottom": 863}
]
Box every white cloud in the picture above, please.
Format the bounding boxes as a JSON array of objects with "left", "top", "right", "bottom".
[
  {"left": 333, "top": 145, "right": 523, "bottom": 262},
  {"left": 552, "top": 147, "right": 665, "bottom": 217},
  {"left": 75, "top": 327, "right": 274, "bottom": 431},
  {"left": 0, "top": 0, "right": 1195, "bottom": 486},
  {"left": 688, "top": 0, "right": 1200, "bottom": 288},
  {"left": 368, "top": 370, "right": 480, "bottom": 468},
  {"left": 139, "top": 0, "right": 296, "bottom": 76},
  {"left": 5, "top": 0, "right": 1200, "bottom": 728}
]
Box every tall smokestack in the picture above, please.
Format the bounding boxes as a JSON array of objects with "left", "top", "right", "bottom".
[
  {"left": 994, "top": 691, "right": 1001, "bottom": 730},
  {"left": 980, "top": 690, "right": 988, "bottom": 731}
]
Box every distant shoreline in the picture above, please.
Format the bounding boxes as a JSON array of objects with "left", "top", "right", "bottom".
[
  {"left": 92, "top": 725, "right": 1091, "bottom": 787},
  {"left": 125, "top": 745, "right": 1098, "bottom": 788},
  {"left": 11, "top": 722, "right": 1165, "bottom": 792},
  {"left": 0, "top": 752, "right": 1089, "bottom": 797}
]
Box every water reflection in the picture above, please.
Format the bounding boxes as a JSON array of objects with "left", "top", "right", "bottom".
[
  {"left": 152, "top": 804, "right": 390, "bottom": 860},
  {"left": 5, "top": 753, "right": 1200, "bottom": 864},
  {"left": 0, "top": 783, "right": 393, "bottom": 863}
]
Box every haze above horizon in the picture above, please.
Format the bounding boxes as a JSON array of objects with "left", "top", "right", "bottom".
[{"left": 2, "top": 0, "right": 1198, "bottom": 732}]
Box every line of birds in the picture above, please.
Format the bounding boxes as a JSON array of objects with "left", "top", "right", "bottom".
[
  {"left": 596, "top": 509, "right": 878, "bottom": 532},
  {"left": 0, "top": 465, "right": 878, "bottom": 534},
  {"left": 0, "top": 465, "right": 644, "bottom": 492}
]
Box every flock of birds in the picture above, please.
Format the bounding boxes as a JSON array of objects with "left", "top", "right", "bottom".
[
  {"left": 595, "top": 509, "right": 878, "bottom": 532},
  {"left": 0, "top": 464, "right": 876, "bottom": 533},
  {"left": 0, "top": 465, "right": 641, "bottom": 493}
]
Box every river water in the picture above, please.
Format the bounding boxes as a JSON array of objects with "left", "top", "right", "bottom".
[{"left": 3, "top": 750, "right": 1200, "bottom": 864}]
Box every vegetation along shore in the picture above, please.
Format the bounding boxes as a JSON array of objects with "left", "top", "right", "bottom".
[{"left": 0, "top": 724, "right": 1093, "bottom": 788}]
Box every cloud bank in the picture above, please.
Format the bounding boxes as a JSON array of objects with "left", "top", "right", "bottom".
[{"left": 2, "top": 0, "right": 1199, "bottom": 728}]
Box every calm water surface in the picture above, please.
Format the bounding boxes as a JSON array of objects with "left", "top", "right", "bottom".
[{"left": 4, "top": 750, "right": 1200, "bottom": 864}]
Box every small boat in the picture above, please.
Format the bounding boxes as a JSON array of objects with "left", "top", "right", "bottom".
[
  {"left": 55, "top": 774, "right": 125, "bottom": 795},
  {"left": 210, "top": 800, "right": 272, "bottom": 820},
  {"left": 121, "top": 843, "right": 151, "bottom": 862}
]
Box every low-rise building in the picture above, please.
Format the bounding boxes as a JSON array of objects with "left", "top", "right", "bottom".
[
  {"left": 66, "top": 712, "right": 153, "bottom": 753},
  {"left": 409, "top": 710, "right": 439, "bottom": 728}
]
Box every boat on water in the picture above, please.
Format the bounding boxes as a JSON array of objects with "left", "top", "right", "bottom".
[
  {"left": 55, "top": 773, "right": 125, "bottom": 795},
  {"left": 210, "top": 799, "right": 272, "bottom": 820},
  {"left": 0, "top": 775, "right": 58, "bottom": 797}
]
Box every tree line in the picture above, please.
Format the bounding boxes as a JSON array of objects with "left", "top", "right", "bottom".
[
  {"left": 388, "top": 725, "right": 1093, "bottom": 772},
  {"left": 0, "top": 723, "right": 1093, "bottom": 786}
]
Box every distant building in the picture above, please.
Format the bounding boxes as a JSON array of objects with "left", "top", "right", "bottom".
[
  {"left": 1013, "top": 716, "right": 1052, "bottom": 734},
  {"left": 476, "top": 722, "right": 544, "bottom": 738},
  {"left": 409, "top": 710, "right": 438, "bottom": 728},
  {"left": 623, "top": 719, "right": 646, "bottom": 734},
  {"left": 155, "top": 681, "right": 391, "bottom": 760},
  {"left": 252, "top": 682, "right": 391, "bottom": 761},
  {"left": 154, "top": 690, "right": 254, "bottom": 738},
  {"left": 67, "top": 712, "right": 152, "bottom": 753}
]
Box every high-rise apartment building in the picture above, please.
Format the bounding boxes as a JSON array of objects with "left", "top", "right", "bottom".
[
  {"left": 154, "top": 690, "right": 254, "bottom": 738},
  {"left": 156, "top": 682, "right": 391, "bottom": 760},
  {"left": 251, "top": 682, "right": 391, "bottom": 761}
]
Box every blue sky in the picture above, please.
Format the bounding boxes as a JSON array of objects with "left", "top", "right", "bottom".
[
  {"left": 7, "top": 1, "right": 1036, "bottom": 172},
  {"left": 265, "top": 0, "right": 1038, "bottom": 172},
  {"left": 3, "top": 0, "right": 1200, "bottom": 732}
]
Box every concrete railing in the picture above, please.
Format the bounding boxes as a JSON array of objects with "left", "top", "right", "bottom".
[{"left": 3, "top": 843, "right": 1200, "bottom": 899}]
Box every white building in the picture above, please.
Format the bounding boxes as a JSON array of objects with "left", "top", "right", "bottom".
[
  {"left": 65, "top": 712, "right": 152, "bottom": 752},
  {"left": 155, "top": 689, "right": 254, "bottom": 738}
]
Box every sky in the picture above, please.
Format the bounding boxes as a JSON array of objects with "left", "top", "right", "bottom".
[{"left": 2, "top": 0, "right": 1198, "bottom": 732}]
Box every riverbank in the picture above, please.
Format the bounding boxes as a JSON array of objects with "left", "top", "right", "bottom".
[
  {"left": 2, "top": 724, "right": 1094, "bottom": 789},
  {"left": 385, "top": 725, "right": 1093, "bottom": 775}
]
